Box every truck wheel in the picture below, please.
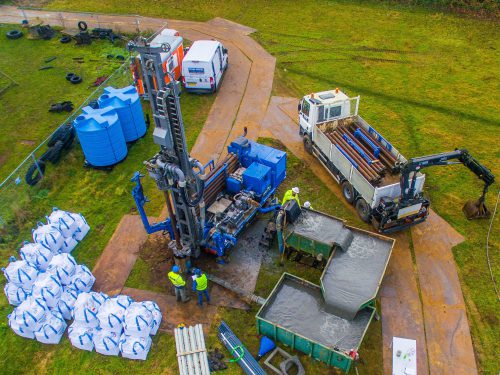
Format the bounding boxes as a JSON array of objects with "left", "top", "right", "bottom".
[
  {"left": 342, "top": 181, "right": 355, "bottom": 204},
  {"left": 303, "top": 135, "right": 313, "bottom": 154},
  {"left": 356, "top": 198, "right": 371, "bottom": 223}
]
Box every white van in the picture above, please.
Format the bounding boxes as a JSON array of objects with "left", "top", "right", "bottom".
[{"left": 182, "top": 40, "right": 228, "bottom": 93}]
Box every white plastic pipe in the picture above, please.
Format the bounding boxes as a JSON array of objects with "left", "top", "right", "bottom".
[
  {"left": 174, "top": 328, "right": 186, "bottom": 375},
  {"left": 196, "top": 324, "right": 210, "bottom": 375},
  {"left": 189, "top": 326, "right": 201, "bottom": 375},
  {"left": 182, "top": 327, "right": 195, "bottom": 375}
]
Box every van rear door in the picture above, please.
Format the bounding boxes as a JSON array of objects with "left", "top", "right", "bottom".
[{"left": 183, "top": 62, "right": 212, "bottom": 90}]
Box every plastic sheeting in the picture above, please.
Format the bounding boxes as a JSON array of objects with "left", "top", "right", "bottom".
[
  {"left": 119, "top": 334, "right": 152, "bottom": 360},
  {"left": 12, "top": 296, "right": 48, "bottom": 332},
  {"left": 47, "top": 208, "right": 78, "bottom": 238},
  {"left": 57, "top": 286, "right": 80, "bottom": 320},
  {"left": 4, "top": 282, "right": 30, "bottom": 306},
  {"left": 35, "top": 310, "right": 67, "bottom": 344},
  {"left": 32, "top": 222, "right": 64, "bottom": 254},
  {"left": 68, "top": 322, "right": 95, "bottom": 351},
  {"left": 2, "top": 257, "right": 39, "bottom": 289},
  {"left": 141, "top": 301, "right": 162, "bottom": 335},
  {"left": 94, "top": 329, "right": 121, "bottom": 356},
  {"left": 19, "top": 241, "right": 53, "bottom": 271},
  {"left": 71, "top": 265, "right": 95, "bottom": 293},
  {"left": 31, "top": 272, "right": 63, "bottom": 308},
  {"left": 123, "top": 303, "right": 153, "bottom": 338},
  {"left": 46, "top": 253, "right": 77, "bottom": 285}
]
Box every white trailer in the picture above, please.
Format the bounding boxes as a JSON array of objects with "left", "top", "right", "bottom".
[
  {"left": 299, "top": 89, "right": 428, "bottom": 233},
  {"left": 181, "top": 40, "right": 228, "bottom": 93}
]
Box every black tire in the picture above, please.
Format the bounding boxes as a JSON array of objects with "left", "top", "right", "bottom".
[
  {"left": 106, "top": 54, "right": 115, "bottom": 59},
  {"left": 303, "top": 135, "right": 313, "bottom": 154},
  {"left": 62, "top": 127, "right": 75, "bottom": 149},
  {"left": 70, "top": 75, "right": 82, "bottom": 84},
  {"left": 355, "top": 198, "right": 372, "bottom": 223},
  {"left": 342, "top": 181, "right": 355, "bottom": 204},
  {"left": 66, "top": 72, "right": 76, "bottom": 81},
  {"left": 99, "top": 32, "right": 107, "bottom": 39},
  {"left": 48, "top": 141, "right": 65, "bottom": 163},
  {"left": 115, "top": 55, "right": 125, "bottom": 61},
  {"left": 6, "top": 30, "right": 23, "bottom": 40},
  {"left": 60, "top": 36, "right": 72, "bottom": 43},
  {"left": 77, "top": 21, "right": 88, "bottom": 31},
  {"left": 25, "top": 160, "right": 46, "bottom": 186}
]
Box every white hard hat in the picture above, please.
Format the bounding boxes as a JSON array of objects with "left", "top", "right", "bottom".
[
  {"left": 304, "top": 201, "right": 311, "bottom": 208},
  {"left": 292, "top": 187, "right": 300, "bottom": 194}
]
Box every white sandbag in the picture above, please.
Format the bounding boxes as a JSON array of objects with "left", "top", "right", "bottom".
[
  {"left": 35, "top": 310, "right": 67, "bottom": 344},
  {"left": 60, "top": 236, "right": 78, "bottom": 254},
  {"left": 123, "top": 302, "right": 153, "bottom": 338},
  {"left": 46, "top": 208, "right": 78, "bottom": 238},
  {"left": 57, "top": 286, "right": 80, "bottom": 320},
  {"left": 2, "top": 256, "right": 39, "bottom": 288},
  {"left": 96, "top": 298, "right": 126, "bottom": 333},
  {"left": 141, "top": 301, "right": 162, "bottom": 335},
  {"left": 8, "top": 313, "right": 35, "bottom": 339},
  {"left": 31, "top": 272, "right": 63, "bottom": 308},
  {"left": 68, "top": 321, "right": 95, "bottom": 351},
  {"left": 119, "top": 334, "right": 152, "bottom": 361},
  {"left": 115, "top": 294, "right": 134, "bottom": 310},
  {"left": 13, "top": 296, "right": 48, "bottom": 332},
  {"left": 72, "top": 292, "right": 100, "bottom": 327},
  {"left": 32, "top": 222, "right": 64, "bottom": 254},
  {"left": 94, "top": 328, "right": 121, "bottom": 356},
  {"left": 19, "top": 241, "right": 53, "bottom": 271},
  {"left": 46, "top": 253, "right": 76, "bottom": 285},
  {"left": 72, "top": 213, "right": 90, "bottom": 241},
  {"left": 4, "top": 282, "right": 30, "bottom": 306},
  {"left": 70, "top": 265, "right": 95, "bottom": 293}
]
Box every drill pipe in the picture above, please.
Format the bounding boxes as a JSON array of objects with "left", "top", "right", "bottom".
[
  {"left": 337, "top": 129, "right": 385, "bottom": 174},
  {"left": 329, "top": 132, "right": 380, "bottom": 182},
  {"left": 347, "top": 124, "right": 397, "bottom": 166}
]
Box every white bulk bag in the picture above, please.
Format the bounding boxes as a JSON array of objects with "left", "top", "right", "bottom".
[
  {"left": 57, "top": 286, "right": 80, "bottom": 320},
  {"left": 19, "top": 241, "right": 53, "bottom": 271},
  {"left": 72, "top": 293, "right": 100, "bottom": 327},
  {"left": 141, "top": 301, "right": 162, "bottom": 335},
  {"left": 68, "top": 322, "right": 95, "bottom": 351},
  {"left": 72, "top": 213, "right": 90, "bottom": 241},
  {"left": 8, "top": 313, "right": 35, "bottom": 339},
  {"left": 31, "top": 272, "right": 63, "bottom": 308},
  {"left": 46, "top": 253, "right": 76, "bottom": 285},
  {"left": 94, "top": 329, "right": 121, "bottom": 356},
  {"left": 115, "top": 294, "right": 134, "bottom": 310},
  {"left": 60, "top": 236, "right": 78, "bottom": 254},
  {"left": 2, "top": 256, "right": 39, "bottom": 288},
  {"left": 32, "top": 222, "right": 64, "bottom": 254},
  {"left": 46, "top": 208, "right": 78, "bottom": 238},
  {"left": 13, "top": 296, "right": 48, "bottom": 332},
  {"left": 70, "top": 265, "right": 95, "bottom": 293},
  {"left": 35, "top": 310, "right": 67, "bottom": 344},
  {"left": 4, "top": 282, "right": 30, "bottom": 306},
  {"left": 90, "top": 291, "right": 108, "bottom": 307},
  {"left": 123, "top": 302, "right": 153, "bottom": 337},
  {"left": 97, "top": 298, "right": 125, "bottom": 333},
  {"left": 119, "top": 334, "right": 152, "bottom": 361}
]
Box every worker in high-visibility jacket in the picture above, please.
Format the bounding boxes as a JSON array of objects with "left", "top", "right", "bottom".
[
  {"left": 192, "top": 268, "right": 210, "bottom": 306},
  {"left": 168, "top": 265, "right": 190, "bottom": 303},
  {"left": 282, "top": 186, "right": 301, "bottom": 206}
]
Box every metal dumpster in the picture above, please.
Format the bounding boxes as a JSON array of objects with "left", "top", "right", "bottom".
[{"left": 256, "top": 273, "right": 376, "bottom": 373}]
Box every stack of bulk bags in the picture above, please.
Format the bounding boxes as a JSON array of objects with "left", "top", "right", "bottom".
[
  {"left": 19, "top": 241, "right": 53, "bottom": 271},
  {"left": 2, "top": 256, "right": 38, "bottom": 306},
  {"left": 32, "top": 222, "right": 64, "bottom": 255},
  {"left": 70, "top": 265, "right": 95, "bottom": 293},
  {"left": 46, "top": 208, "right": 87, "bottom": 252},
  {"left": 69, "top": 292, "right": 107, "bottom": 352},
  {"left": 141, "top": 301, "right": 162, "bottom": 335},
  {"left": 31, "top": 272, "right": 63, "bottom": 308},
  {"left": 46, "top": 253, "right": 77, "bottom": 285},
  {"left": 120, "top": 302, "right": 154, "bottom": 360},
  {"left": 10, "top": 296, "right": 49, "bottom": 339}
]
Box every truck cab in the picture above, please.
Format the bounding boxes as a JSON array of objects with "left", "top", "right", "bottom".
[{"left": 299, "top": 89, "right": 355, "bottom": 136}]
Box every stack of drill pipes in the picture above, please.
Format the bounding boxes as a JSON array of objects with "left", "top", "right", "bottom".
[
  {"left": 341, "top": 131, "right": 385, "bottom": 174},
  {"left": 347, "top": 124, "right": 397, "bottom": 167},
  {"left": 174, "top": 327, "right": 188, "bottom": 375},
  {"left": 182, "top": 327, "right": 195, "bottom": 375},
  {"left": 328, "top": 132, "right": 379, "bottom": 182},
  {"left": 195, "top": 324, "right": 210, "bottom": 374}
]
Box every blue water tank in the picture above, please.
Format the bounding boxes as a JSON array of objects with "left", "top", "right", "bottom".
[
  {"left": 73, "top": 106, "right": 128, "bottom": 167},
  {"left": 98, "top": 85, "right": 146, "bottom": 142}
]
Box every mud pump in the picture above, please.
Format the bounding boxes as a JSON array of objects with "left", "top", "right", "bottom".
[{"left": 128, "top": 36, "right": 286, "bottom": 265}]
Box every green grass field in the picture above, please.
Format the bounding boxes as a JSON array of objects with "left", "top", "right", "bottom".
[{"left": 0, "top": 0, "right": 499, "bottom": 373}]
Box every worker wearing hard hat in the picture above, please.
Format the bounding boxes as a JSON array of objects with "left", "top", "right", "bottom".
[
  {"left": 192, "top": 268, "right": 210, "bottom": 307},
  {"left": 304, "top": 201, "right": 313, "bottom": 210},
  {"left": 282, "top": 187, "right": 301, "bottom": 206},
  {"left": 168, "top": 265, "right": 190, "bottom": 303}
]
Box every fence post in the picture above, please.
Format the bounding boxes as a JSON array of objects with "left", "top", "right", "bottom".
[
  {"left": 135, "top": 17, "right": 140, "bottom": 34},
  {"left": 96, "top": 14, "right": 100, "bottom": 28},
  {"left": 21, "top": 9, "right": 27, "bottom": 22},
  {"left": 31, "top": 154, "right": 44, "bottom": 179},
  {"left": 59, "top": 13, "right": 65, "bottom": 28}
]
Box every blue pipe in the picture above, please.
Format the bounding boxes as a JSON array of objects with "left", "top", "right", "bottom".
[
  {"left": 336, "top": 145, "right": 358, "bottom": 169},
  {"left": 354, "top": 128, "right": 380, "bottom": 158},
  {"left": 342, "top": 133, "right": 374, "bottom": 164},
  {"left": 131, "top": 172, "right": 174, "bottom": 238},
  {"left": 258, "top": 204, "right": 281, "bottom": 213},
  {"left": 368, "top": 126, "right": 393, "bottom": 152}
]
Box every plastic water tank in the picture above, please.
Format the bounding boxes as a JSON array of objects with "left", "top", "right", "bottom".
[
  {"left": 73, "top": 106, "right": 127, "bottom": 167},
  {"left": 98, "top": 86, "right": 146, "bottom": 142}
]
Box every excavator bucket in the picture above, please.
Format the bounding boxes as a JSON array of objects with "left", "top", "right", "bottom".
[{"left": 463, "top": 199, "right": 491, "bottom": 220}]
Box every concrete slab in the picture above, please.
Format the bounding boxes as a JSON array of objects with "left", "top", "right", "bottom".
[{"left": 411, "top": 211, "right": 476, "bottom": 375}]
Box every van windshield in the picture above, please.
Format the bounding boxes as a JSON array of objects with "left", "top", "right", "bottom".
[{"left": 188, "top": 67, "right": 204, "bottom": 74}]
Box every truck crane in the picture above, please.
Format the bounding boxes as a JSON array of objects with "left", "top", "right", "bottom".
[{"left": 128, "top": 34, "right": 286, "bottom": 266}]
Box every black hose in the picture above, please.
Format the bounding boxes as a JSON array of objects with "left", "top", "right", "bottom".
[{"left": 25, "top": 160, "right": 46, "bottom": 186}]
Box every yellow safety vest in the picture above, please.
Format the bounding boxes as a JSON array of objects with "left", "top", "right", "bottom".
[
  {"left": 195, "top": 274, "right": 208, "bottom": 291},
  {"left": 282, "top": 190, "right": 301, "bottom": 206},
  {"left": 168, "top": 271, "right": 186, "bottom": 287}
]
